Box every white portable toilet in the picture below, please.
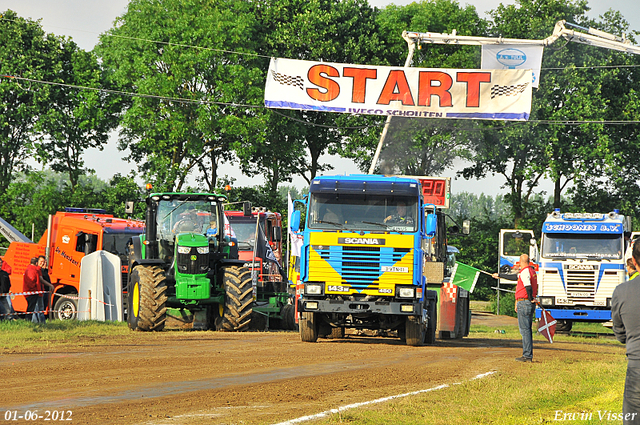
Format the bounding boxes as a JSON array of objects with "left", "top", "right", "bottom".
[{"left": 78, "top": 251, "right": 123, "bottom": 321}]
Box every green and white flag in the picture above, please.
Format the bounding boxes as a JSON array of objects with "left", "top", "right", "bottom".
[{"left": 450, "top": 262, "right": 481, "bottom": 293}]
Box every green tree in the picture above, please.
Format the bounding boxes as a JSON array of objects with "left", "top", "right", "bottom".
[
  {"left": 0, "top": 10, "right": 59, "bottom": 193},
  {"left": 37, "top": 40, "right": 121, "bottom": 189},
  {"left": 254, "top": 0, "right": 387, "bottom": 183},
  {"left": 464, "top": 0, "right": 640, "bottom": 226},
  {"left": 96, "top": 0, "right": 265, "bottom": 192}
]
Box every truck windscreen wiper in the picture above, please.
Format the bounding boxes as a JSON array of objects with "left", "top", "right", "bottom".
[
  {"left": 317, "top": 220, "right": 344, "bottom": 229},
  {"left": 362, "top": 221, "right": 388, "bottom": 228}
]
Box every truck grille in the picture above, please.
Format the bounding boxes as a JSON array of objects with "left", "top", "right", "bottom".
[
  {"left": 316, "top": 246, "right": 410, "bottom": 286},
  {"left": 564, "top": 269, "right": 596, "bottom": 303},
  {"left": 177, "top": 249, "right": 209, "bottom": 275}
]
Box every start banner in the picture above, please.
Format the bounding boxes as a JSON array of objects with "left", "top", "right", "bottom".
[{"left": 264, "top": 57, "right": 532, "bottom": 121}]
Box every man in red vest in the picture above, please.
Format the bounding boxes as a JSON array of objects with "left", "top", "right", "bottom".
[{"left": 494, "top": 254, "right": 538, "bottom": 362}]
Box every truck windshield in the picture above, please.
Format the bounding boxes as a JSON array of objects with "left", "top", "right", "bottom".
[
  {"left": 156, "top": 199, "right": 220, "bottom": 242},
  {"left": 226, "top": 216, "right": 264, "bottom": 251},
  {"left": 308, "top": 193, "right": 418, "bottom": 232},
  {"left": 103, "top": 230, "right": 145, "bottom": 259},
  {"left": 541, "top": 233, "right": 623, "bottom": 259}
]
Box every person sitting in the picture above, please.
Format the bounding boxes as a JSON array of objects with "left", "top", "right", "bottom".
[
  {"left": 172, "top": 210, "right": 199, "bottom": 233},
  {"left": 384, "top": 202, "right": 414, "bottom": 225},
  {"left": 206, "top": 219, "right": 218, "bottom": 238}
]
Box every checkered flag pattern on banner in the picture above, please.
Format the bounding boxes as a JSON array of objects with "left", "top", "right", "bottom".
[
  {"left": 271, "top": 70, "right": 304, "bottom": 90},
  {"left": 490, "top": 82, "right": 529, "bottom": 99}
]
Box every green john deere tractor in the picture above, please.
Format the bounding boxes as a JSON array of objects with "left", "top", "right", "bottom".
[{"left": 126, "top": 192, "right": 254, "bottom": 331}]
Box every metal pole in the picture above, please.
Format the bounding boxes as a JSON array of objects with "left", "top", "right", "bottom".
[{"left": 368, "top": 39, "right": 417, "bottom": 174}]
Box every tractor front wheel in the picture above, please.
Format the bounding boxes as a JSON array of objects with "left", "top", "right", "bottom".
[
  {"left": 127, "top": 265, "right": 168, "bottom": 331},
  {"left": 219, "top": 266, "right": 253, "bottom": 331}
]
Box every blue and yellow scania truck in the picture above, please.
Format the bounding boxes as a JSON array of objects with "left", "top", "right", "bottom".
[{"left": 291, "top": 174, "right": 469, "bottom": 346}]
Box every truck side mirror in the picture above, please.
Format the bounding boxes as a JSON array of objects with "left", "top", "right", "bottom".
[
  {"left": 273, "top": 226, "right": 282, "bottom": 242},
  {"left": 426, "top": 213, "right": 437, "bottom": 237},
  {"left": 243, "top": 201, "right": 252, "bottom": 216},
  {"left": 462, "top": 220, "right": 470, "bottom": 235},
  {"left": 125, "top": 201, "right": 135, "bottom": 214},
  {"left": 290, "top": 210, "right": 301, "bottom": 233}
]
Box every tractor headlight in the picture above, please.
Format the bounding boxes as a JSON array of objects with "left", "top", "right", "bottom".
[
  {"left": 196, "top": 246, "right": 209, "bottom": 254},
  {"left": 177, "top": 246, "right": 191, "bottom": 254},
  {"left": 306, "top": 284, "right": 323, "bottom": 295},
  {"left": 397, "top": 287, "right": 415, "bottom": 298}
]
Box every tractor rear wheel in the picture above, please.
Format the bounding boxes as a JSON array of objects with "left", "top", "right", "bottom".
[
  {"left": 127, "top": 265, "right": 168, "bottom": 331},
  {"left": 219, "top": 266, "right": 253, "bottom": 331},
  {"left": 300, "top": 311, "right": 319, "bottom": 342},
  {"left": 405, "top": 315, "right": 426, "bottom": 346}
]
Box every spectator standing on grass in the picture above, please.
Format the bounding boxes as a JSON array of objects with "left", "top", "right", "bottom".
[
  {"left": 612, "top": 241, "right": 640, "bottom": 425},
  {"left": 37, "top": 256, "right": 53, "bottom": 321},
  {"left": 23, "top": 257, "right": 45, "bottom": 323},
  {"left": 0, "top": 257, "right": 15, "bottom": 320},
  {"left": 492, "top": 254, "right": 538, "bottom": 362}
]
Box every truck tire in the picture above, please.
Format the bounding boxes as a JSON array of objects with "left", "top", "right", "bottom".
[
  {"left": 405, "top": 315, "right": 426, "bottom": 346},
  {"left": 53, "top": 296, "right": 78, "bottom": 321},
  {"left": 556, "top": 319, "right": 573, "bottom": 333},
  {"left": 425, "top": 300, "right": 437, "bottom": 345},
  {"left": 300, "top": 311, "right": 319, "bottom": 342},
  {"left": 127, "top": 265, "right": 167, "bottom": 331},
  {"left": 219, "top": 266, "right": 253, "bottom": 331}
]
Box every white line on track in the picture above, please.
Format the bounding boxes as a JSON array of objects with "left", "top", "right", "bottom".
[{"left": 272, "top": 370, "right": 497, "bottom": 425}]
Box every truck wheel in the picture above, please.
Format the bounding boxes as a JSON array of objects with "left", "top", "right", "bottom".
[
  {"left": 300, "top": 311, "right": 319, "bottom": 342},
  {"left": 127, "top": 265, "right": 167, "bottom": 331},
  {"left": 219, "top": 266, "right": 253, "bottom": 331},
  {"left": 405, "top": 315, "right": 426, "bottom": 346},
  {"left": 425, "top": 300, "right": 437, "bottom": 345},
  {"left": 53, "top": 296, "right": 77, "bottom": 320},
  {"left": 556, "top": 319, "right": 573, "bottom": 333}
]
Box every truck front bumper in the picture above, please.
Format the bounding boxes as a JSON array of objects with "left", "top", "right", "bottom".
[{"left": 300, "top": 298, "right": 423, "bottom": 315}]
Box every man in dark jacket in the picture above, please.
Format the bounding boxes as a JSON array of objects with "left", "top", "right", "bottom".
[
  {"left": 613, "top": 241, "right": 640, "bottom": 424},
  {"left": 0, "top": 257, "right": 14, "bottom": 320}
]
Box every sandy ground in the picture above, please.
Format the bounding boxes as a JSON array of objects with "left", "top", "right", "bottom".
[{"left": 0, "top": 312, "right": 616, "bottom": 425}]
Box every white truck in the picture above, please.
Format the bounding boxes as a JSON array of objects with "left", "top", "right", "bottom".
[{"left": 504, "top": 209, "right": 630, "bottom": 332}]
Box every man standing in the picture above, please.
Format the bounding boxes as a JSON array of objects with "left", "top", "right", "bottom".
[
  {"left": 0, "top": 258, "right": 14, "bottom": 320},
  {"left": 612, "top": 241, "right": 640, "bottom": 424},
  {"left": 493, "top": 254, "right": 538, "bottom": 362},
  {"left": 23, "top": 257, "right": 44, "bottom": 323}
]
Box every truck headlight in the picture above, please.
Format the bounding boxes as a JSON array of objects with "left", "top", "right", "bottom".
[
  {"left": 539, "top": 296, "right": 554, "bottom": 306},
  {"left": 177, "top": 246, "right": 191, "bottom": 254},
  {"left": 400, "top": 304, "right": 414, "bottom": 313},
  {"left": 305, "top": 301, "right": 319, "bottom": 310},
  {"left": 196, "top": 246, "right": 209, "bottom": 254},
  {"left": 397, "top": 287, "right": 415, "bottom": 298},
  {"left": 306, "top": 284, "right": 323, "bottom": 295}
]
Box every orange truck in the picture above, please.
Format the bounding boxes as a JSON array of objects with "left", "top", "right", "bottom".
[{"left": 0, "top": 208, "right": 145, "bottom": 320}]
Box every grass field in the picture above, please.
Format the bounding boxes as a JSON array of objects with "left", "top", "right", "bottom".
[{"left": 0, "top": 318, "right": 629, "bottom": 424}]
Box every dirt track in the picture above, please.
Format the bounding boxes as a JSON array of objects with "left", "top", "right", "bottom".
[{"left": 0, "top": 314, "right": 618, "bottom": 424}]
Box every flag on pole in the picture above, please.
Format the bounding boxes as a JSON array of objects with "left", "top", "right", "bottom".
[
  {"left": 450, "top": 262, "right": 480, "bottom": 293},
  {"left": 537, "top": 307, "right": 556, "bottom": 343}
]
